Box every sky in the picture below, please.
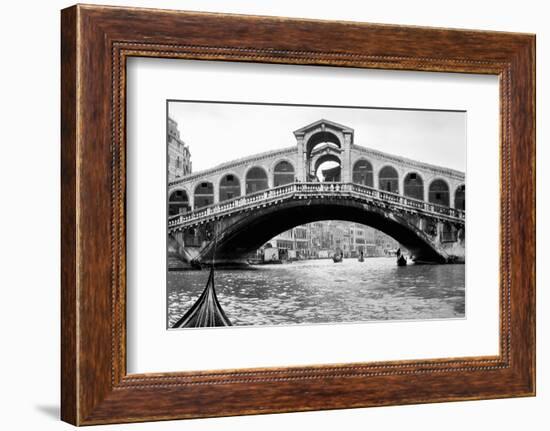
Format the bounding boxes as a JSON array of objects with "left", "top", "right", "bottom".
[{"left": 168, "top": 101, "right": 466, "bottom": 173}]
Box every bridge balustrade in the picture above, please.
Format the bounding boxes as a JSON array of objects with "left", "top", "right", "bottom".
[
  {"left": 167, "top": 181, "right": 464, "bottom": 230},
  {"left": 350, "top": 183, "right": 376, "bottom": 197},
  {"left": 379, "top": 191, "right": 401, "bottom": 203},
  {"left": 403, "top": 197, "right": 425, "bottom": 210}
]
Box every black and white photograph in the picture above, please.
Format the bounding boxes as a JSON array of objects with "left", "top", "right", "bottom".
[
  {"left": 166, "top": 101, "right": 466, "bottom": 329},
  {"left": 1, "top": 0, "right": 542, "bottom": 429}
]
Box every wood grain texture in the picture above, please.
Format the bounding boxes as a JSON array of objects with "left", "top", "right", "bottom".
[
  {"left": 60, "top": 5, "right": 78, "bottom": 425},
  {"left": 60, "top": 4, "right": 536, "bottom": 425}
]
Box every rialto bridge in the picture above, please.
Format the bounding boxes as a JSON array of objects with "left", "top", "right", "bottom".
[{"left": 168, "top": 119, "right": 466, "bottom": 266}]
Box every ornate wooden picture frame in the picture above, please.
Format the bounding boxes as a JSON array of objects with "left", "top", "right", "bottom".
[{"left": 61, "top": 4, "right": 535, "bottom": 425}]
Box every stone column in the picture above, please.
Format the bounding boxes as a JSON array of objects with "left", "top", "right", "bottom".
[
  {"left": 266, "top": 163, "right": 273, "bottom": 189},
  {"left": 295, "top": 134, "right": 306, "bottom": 181},
  {"left": 240, "top": 175, "right": 247, "bottom": 196},
  {"left": 449, "top": 180, "right": 457, "bottom": 209},
  {"left": 424, "top": 176, "right": 430, "bottom": 203},
  {"left": 372, "top": 161, "right": 380, "bottom": 190},
  {"left": 212, "top": 176, "right": 219, "bottom": 204},
  {"left": 342, "top": 132, "right": 353, "bottom": 182},
  {"left": 188, "top": 187, "right": 195, "bottom": 211},
  {"left": 397, "top": 168, "right": 404, "bottom": 195}
]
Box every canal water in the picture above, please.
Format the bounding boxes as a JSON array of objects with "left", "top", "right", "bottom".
[{"left": 167, "top": 257, "right": 465, "bottom": 328}]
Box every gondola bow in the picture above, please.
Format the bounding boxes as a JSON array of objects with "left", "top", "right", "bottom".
[{"left": 172, "top": 265, "right": 232, "bottom": 328}]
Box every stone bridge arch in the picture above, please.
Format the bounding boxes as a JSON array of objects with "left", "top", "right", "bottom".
[
  {"left": 378, "top": 165, "right": 399, "bottom": 193},
  {"left": 271, "top": 159, "right": 295, "bottom": 186},
  {"left": 194, "top": 197, "right": 459, "bottom": 266},
  {"left": 219, "top": 172, "right": 241, "bottom": 202},
  {"left": 352, "top": 158, "right": 374, "bottom": 187},
  {"left": 403, "top": 171, "right": 425, "bottom": 201},
  {"left": 306, "top": 130, "right": 342, "bottom": 156},
  {"left": 312, "top": 152, "right": 342, "bottom": 182},
  {"left": 428, "top": 178, "right": 451, "bottom": 207},
  {"left": 454, "top": 184, "right": 466, "bottom": 210},
  {"left": 245, "top": 166, "right": 269, "bottom": 194},
  {"left": 168, "top": 188, "right": 191, "bottom": 216}
]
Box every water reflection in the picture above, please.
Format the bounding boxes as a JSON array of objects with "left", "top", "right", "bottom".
[{"left": 167, "top": 258, "right": 465, "bottom": 328}]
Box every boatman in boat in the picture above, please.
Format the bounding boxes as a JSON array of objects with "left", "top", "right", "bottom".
[{"left": 396, "top": 248, "right": 407, "bottom": 266}]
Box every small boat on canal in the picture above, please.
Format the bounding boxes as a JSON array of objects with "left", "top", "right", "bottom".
[
  {"left": 332, "top": 249, "right": 343, "bottom": 263},
  {"left": 172, "top": 265, "right": 232, "bottom": 328},
  {"left": 396, "top": 248, "right": 407, "bottom": 266}
]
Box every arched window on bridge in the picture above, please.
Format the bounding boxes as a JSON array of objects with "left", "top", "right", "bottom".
[
  {"left": 219, "top": 174, "right": 241, "bottom": 202},
  {"left": 454, "top": 184, "right": 465, "bottom": 210},
  {"left": 194, "top": 182, "right": 214, "bottom": 209},
  {"left": 403, "top": 172, "right": 424, "bottom": 200},
  {"left": 378, "top": 166, "right": 399, "bottom": 193},
  {"left": 168, "top": 190, "right": 190, "bottom": 216},
  {"left": 246, "top": 167, "right": 269, "bottom": 194},
  {"left": 273, "top": 161, "right": 295, "bottom": 186},
  {"left": 428, "top": 179, "right": 450, "bottom": 207},
  {"left": 352, "top": 159, "right": 373, "bottom": 186}
]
